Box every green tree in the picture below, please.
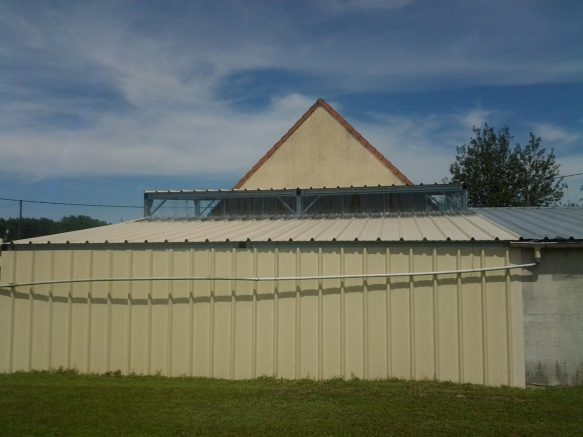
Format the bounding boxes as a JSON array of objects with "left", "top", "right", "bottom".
[
  {"left": 0, "top": 215, "right": 108, "bottom": 241},
  {"left": 450, "top": 125, "right": 565, "bottom": 207},
  {"left": 52, "top": 215, "right": 108, "bottom": 234},
  {"left": 513, "top": 133, "right": 564, "bottom": 206}
]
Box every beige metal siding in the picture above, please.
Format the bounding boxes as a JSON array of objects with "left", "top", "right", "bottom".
[{"left": 0, "top": 244, "right": 525, "bottom": 386}]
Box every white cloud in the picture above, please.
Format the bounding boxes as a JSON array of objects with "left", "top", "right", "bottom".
[
  {"left": 2, "top": 0, "right": 582, "bottom": 101},
  {"left": 530, "top": 123, "right": 580, "bottom": 148},
  {"left": 269, "top": 94, "right": 316, "bottom": 115},
  {"left": 0, "top": 1, "right": 582, "bottom": 186},
  {"left": 0, "top": 97, "right": 310, "bottom": 181},
  {"left": 0, "top": 85, "right": 493, "bottom": 185},
  {"left": 456, "top": 109, "right": 495, "bottom": 130}
]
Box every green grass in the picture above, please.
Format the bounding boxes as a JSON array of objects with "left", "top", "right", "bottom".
[{"left": 1, "top": 372, "right": 582, "bottom": 436}]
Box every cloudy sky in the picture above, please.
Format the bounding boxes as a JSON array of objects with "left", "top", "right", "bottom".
[{"left": 1, "top": 0, "right": 582, "bottom": 222}]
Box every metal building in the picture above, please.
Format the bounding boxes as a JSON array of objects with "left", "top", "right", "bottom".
[
  {"left": 1, "top": 185, "right": 533, "bottom": 387},
  {"left": 1, "top": 100, "right": 581, "bottom": 387},
  {"left": 475, "top": 208, "right": 583, "bottom": 386}
]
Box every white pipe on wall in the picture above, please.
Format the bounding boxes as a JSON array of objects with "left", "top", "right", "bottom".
[{"left": 0, "top": 262, "right": 537, "bottom": 289}]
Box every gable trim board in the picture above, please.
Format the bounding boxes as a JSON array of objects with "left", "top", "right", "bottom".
[{"left": 234, "top": 99, "right": 413, "bottom": 189}]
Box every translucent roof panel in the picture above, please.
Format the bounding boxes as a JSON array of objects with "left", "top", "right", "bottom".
[{"left": 144, "top": 184, "right": 468, "bottom": 219}]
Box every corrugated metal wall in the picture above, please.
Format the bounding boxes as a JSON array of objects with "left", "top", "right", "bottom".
[{"left": 0, "top": 244, "right": 525, "bottom": 386}]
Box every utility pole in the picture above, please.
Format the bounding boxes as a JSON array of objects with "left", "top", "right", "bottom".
[{"left": 17, "top": 199, "right": 22, "bottom": 240}]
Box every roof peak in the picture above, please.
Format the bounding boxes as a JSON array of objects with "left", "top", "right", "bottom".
[{"left": 234, "top": 99, "right": 412, "bottom": 188}]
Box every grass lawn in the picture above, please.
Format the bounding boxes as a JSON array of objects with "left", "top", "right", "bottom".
[{"left": 1, "top": 372, "right": 582, "bottom": 436}]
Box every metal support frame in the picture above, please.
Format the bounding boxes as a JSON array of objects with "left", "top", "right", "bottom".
[
  {"left": 302, "top": 195, "right": 321, "bottom": 214},
  {"left": 142, "top": 184, "right": 468, "bottom": 219},
  {"left": 149, "top": 200, "right": 167, "bottom": 217}
]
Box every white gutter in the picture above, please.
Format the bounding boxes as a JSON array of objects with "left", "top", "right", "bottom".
[
  {"left": 510, "top": 241, "right": 583, "bottom": 249},
  {"left": 509, "top": 241, "right": 583, "bottom": 263},
  {"left": 0, "top": 263, "right": 537, "bottom": 289}
]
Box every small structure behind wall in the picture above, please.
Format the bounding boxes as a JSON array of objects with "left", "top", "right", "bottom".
[
  {"left": 523, "top": 247, "right": 583, "bottom": 386},
  {"left": 476, "top": 207, "right": 583, "bottom": 386}
]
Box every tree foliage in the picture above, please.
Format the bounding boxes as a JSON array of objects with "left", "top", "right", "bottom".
[
  {"left": 0, "top": 215, "right": 108, "bottom": 241},
  {"left": 450, "top": 124, "right": 565, "bottom": 207}
]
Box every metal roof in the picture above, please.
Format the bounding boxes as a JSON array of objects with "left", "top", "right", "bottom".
[
  {"left": 474, "top": 207, "right": 583, "bottom": 241},
  {"left": 13, "top": 213, "right": 518, "bottom": 245}
]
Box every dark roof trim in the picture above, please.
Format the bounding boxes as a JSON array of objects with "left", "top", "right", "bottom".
[{"left": 5, "top": 240, "right": 512, "bottom": 252}]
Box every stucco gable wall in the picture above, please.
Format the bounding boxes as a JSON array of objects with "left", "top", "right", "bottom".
[{"left": 240, "top": 107, "right": 406, "bottom": 189}]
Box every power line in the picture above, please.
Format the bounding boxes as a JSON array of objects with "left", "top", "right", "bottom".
[
  {"left": 557, "top": 172, "right": 583, "bottom": 179},
  {"left": 0, "top": 196, "right": 142, "bottom": 209},
  {"left": 2, "top": 175, "right": 581, "bottom": 210}
]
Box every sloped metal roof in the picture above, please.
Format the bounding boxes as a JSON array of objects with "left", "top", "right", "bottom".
[
  {"left": 474, "top": 207, "right": 583, "bottom": 240},
  {"left": 13, "top": 213, "right": 518, "bottom": 245}
]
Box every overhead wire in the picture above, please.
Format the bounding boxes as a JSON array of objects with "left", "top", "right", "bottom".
[
  {"left": 1, "top": 173, "right": 581, "bottom": 213},
  {"left": 556, "top": 172, "right": 583, "bottom": 179},
  {"left": 0, "top": 196, "right": 142, "bottom": 209}
]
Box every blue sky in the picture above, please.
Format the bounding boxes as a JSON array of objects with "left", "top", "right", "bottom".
[{"left": 1, "top": 0, "right": 582, "bottom": 222}]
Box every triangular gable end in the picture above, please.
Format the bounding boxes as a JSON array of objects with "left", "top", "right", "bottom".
[{"left": 234, "top": 99, "right": 412, "bottom": 189}]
